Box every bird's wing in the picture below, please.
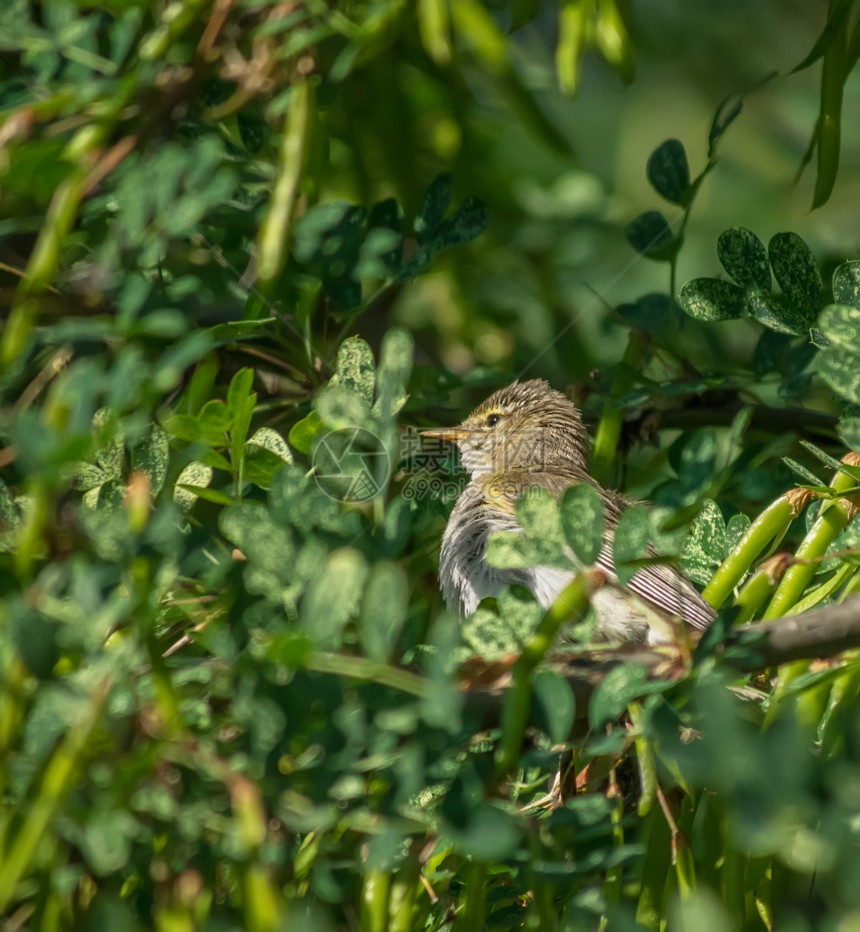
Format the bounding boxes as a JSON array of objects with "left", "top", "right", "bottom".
[
  {"left": 524, "top": 470, "right": 716, "bottom": 630},
  {"left": 594, "top": 544, "right": 715, "bottom": 631}
]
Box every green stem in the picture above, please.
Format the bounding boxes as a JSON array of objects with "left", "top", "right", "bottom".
[
  {"left": 634, "top": 809, "right": 671, "bottom": 930},
  {"left": 492, "top": 573, "right": 597, "bottom": 786},
  {"left": 308, "top": 652, "right": 429, "bottom": 698},
  {"left": 629, "top": 702, "right": 656, "bottom": 817},
  {"left": 256, "top": 80, "right": 312, "bottom": 284},
  {"left": 389, "top": 853, "right": 420, "bottom": 932},
  {"left": 242, "top": 864, "right": 283, "bottom": 932},
  {"left": 818, "top": 663, "right": 860, "bottom": 757},
  {"left": 591, "top": 333, "right": 644, "bottom": 486},
  {"left": 731, "top": 554, "right": 790, "bottom": 625},
  {"left": 674, "top": 796, "right": 697, "bottom": 898},
  {"left": 787, "top": 560, "right": 855, "bottom": 616},
  {"left": 812, "top": 0, "right": 847, "bottom": 208},
  {"left": 702, "top": 489, "right": 812, "bottom": 609},
  {"left": 762, "top": 501, "right": 855, "bottom": 621},
  {"left": 0, "top": 680, "right": 108, "bottom": 912},
  {"left": 360, "top": 868, "right": 391, "bottom": 932},
  {"left": 598, "top": 761, "right": 626, "bottom": 930},
  {"left": 453, "top": 860, "right": 487, "bottom": 932}
]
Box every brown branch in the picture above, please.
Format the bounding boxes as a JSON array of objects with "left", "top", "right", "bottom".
[
  {"left": 724, "top": 596, "right": 860, "bottom": 668},
  {"left": 460, "top": 596, "right": 860, "bottom": 726}
]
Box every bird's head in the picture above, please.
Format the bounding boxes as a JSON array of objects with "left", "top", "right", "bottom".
[{"left": 422, "top": 379, "right": 590, "bottom": 477}]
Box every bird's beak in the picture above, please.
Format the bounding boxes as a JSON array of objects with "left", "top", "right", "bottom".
[{"left": 421, "top": 427, "right": 469, "bottom": 443}]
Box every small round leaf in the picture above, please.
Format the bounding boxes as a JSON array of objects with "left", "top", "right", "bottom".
[
  {"left": 646, "top": 139, "right": 690, "bottom": 205},
  {"left": 768, "top": 232, "right": 822, "bottom": 327},
  {"left": 560, "top": 483, "right": 605, "bottom": 565},
  {"left": 532, "top": 670, "right": 575, "bottom": 744},
  {"left": 679, "top": 278, "right": 746, "bottom": 322},
  {"left": 818, "top": 303, "right": 860, "bottom": 350},
  {"left": 612, "top": 505, "right": 650, "bottom": 586},
  {"left": 717, "top": 227, "right": 770, "bottom": 291},
  {"left": 820, "top": 348, "right": 860, "bottom": 405},
  {"left": 832, "top": 260, "right": 860, "bottom": 308},
  {"left": 625, "top": 210, "right": 680, "bottom": 260}
]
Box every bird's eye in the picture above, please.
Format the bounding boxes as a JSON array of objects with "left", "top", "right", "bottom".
[{"left": 486, "top": 413, "right": 500, "bottom": 427}]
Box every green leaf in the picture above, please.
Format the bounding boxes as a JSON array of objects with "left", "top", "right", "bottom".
[
  {"left": 679, "top": 278, "right": 746, "bottom": 321},
  {"left": 91, "top": 408, "right": 125, "bottom": 482},
  {"left": 708, "top": 91, "right": 744, "bottom": 157},
  {"left": 244, "top": 447, "right": 289, "bottom": 489},
  {"left": 246, "top": 427, "right": 293, "bottom": 463},
  {"left": 753, "top": 330, "right": 792, "bottom": 377},
  {"left": 336, "top": 337, "right": 376, "bottom": 405},
  {"left": 782, "top": 458, "right": 826, "bottom": 488},
  {"left": 196, "top": 399, "right": 233, "bottom": 439},
  {"left": 485, "top": 530, "right": 537, "bottom": 570},
  {"left": 588, "top": 663, "right": 652, "bottom": 729},
  {"left": 820, "top": 348, "right": 860, "bottom": 404},
  {"left": 153, "top": 331, "right": 214, "bottom": 393},
  {"left": 681, "top": 499, "right": 725, "bottom": 587},
  {"left": 555, "top": 0, "right": 588, "bottom": 95},
  {"left": 832, "top": 260, "right": 860, "bottom": 308},
  {"left": 717, "top": 227, "right": 770, "bottom": 292},
  {"left": 418, "top": 0, "right": 453, "bottom": 64},
  {"left": 313, "top": 382, "right": 374, "bottom": 430},
  {"left": 625, "top": 210, "right": 679, "bottom": 260},
  {"left": 173, "top": 461, "right": 213, "bottom": 511},
  {"left": 366, "top": 198, "right": 404, "bottom": 275},
  {"left": 461, "top": 592, "right": 542, "bottom": 659},
  {"left": 612, "top": 505, "right": 650, "bottom": 585},
  {"left": 791, "top": 0, "right": 854, "bottom": 73},
  {"left": 395, "top": 241, "right": 439, "bottom": 283},
  {"left": 375, "top": 327, "right": 414, "bottom": 420},
  {"left": 293, "top": 202, "right": 368, "bottom": 278},
  {"left": 288, "top": 410, "right": 323, "bottom": 455},
  {"left": 532, "top": 670, "right": 575, "bottom": 744},
  {"left": 81, "top": 810, "right": 136, "bottom": 876},
  {"left": 299, "top": 548, "right": 368, "bottom": 648},
  {"left": 818, "top": 303, "right": 860, "bottom": 349},
  {"left": 768, "top": 232, "right": 822, "bottom": 326},
  {"left": 799, "top": 439, "right": 856, "bottom": 478},
  {"left": 678, "top": 429, "right": 717, "bottom": 496},
  {"left": 180, "top": 484, "right": 235, "bottom": 506},
  {"left": 725, "top": 514, "right": 752, "bottom": 558},
  {"left": 415, "top": 172, "right": 453, "bottom": 243},
  {"left": 616, "top": 292, "right": 673, "bottom": 335},
  {"left": 227, "top": 367, "right": 255, "bottom": 421},
  {"left": 72, "top": 463, "right": 111, "bottom": 493},
  {"left": 511, "top": 0, "right": 541, "bottom": 31},
  {"left": 517, "top": 485, "right": 564, "bottom": 542},
  {"left": 220, "top": 501, "right": 295, "bottom": 572},
  {"left": 646, "top": 139, "right": 690, "bottom": 205},
  {"left": 354, "top": 227, "right": 403, "bottom": 280},
  {"left": 434, "top": 196, "right": 488, "bottom": 249},
  {"left": 323, "top": 272, "right": 362, "bottom": 311},
  {"left": 131, "top": 425, "right": 169, "bottom": 495},
  {"left": 560, "top": 483, "right": 605, "bottom": 565},
  {"left": 359, "top": 560, "right": 408, "bottom": 662},
  {"left": 0, "top": 478, "right": 21, "bottom": 535},
  {"left": 445, "top": 800, "right": 522, "bottom": 861},
  {"left": 485, "top": 531, "right": 570, "bottom": 570},
  {"left": 839, "top": 416, "right": 860, "bottom": 453},
  {"left": 748, "top": 293, "right": 811, "bottom": 336}
]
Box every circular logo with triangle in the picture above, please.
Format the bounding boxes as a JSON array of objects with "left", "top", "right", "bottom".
[{"left": 311, "top": 427, "right": 390, "bottom": 503}]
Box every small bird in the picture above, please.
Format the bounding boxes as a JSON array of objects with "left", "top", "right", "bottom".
[{"left": 421, "top": 379, "right": 716, "bottom": 644}]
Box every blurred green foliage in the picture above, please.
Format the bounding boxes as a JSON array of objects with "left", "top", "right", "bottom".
[{"left": 2, "top": 1, "right": 860, "bottom": 930}]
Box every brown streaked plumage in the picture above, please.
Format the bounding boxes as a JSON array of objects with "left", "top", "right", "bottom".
[{"left": 422, "top": 379, "right": 716, "bottom": 644}]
